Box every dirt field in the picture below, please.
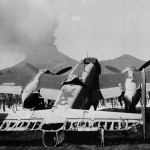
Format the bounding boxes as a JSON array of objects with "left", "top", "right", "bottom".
[{"left": 0, "top": 129, "right": 150, "bottom": 150}]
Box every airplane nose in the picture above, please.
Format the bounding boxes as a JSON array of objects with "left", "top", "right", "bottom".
[
  {"left": 22, "top": 91, "right": 33, "bottom": 108},
  {"left": 22, "top": 91, "right": 30, "bottom": 106},
  {"left": 22, "top": 92, "right": 43, "bottom": 109}
]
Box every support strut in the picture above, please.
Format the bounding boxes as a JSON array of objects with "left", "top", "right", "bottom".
[{"left": 42, "top": 130, "right": 65, "bottom": 148}]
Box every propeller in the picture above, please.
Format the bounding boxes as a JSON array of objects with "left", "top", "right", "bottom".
[
  {"left": 55, "top": 66, "right": 72, "bottom": 75},
  {"left": 105, "top": 65, "right": 121, "bottom": 73},
  {"left": 26, "top": 63, "right": 72, "bottom": 75},
  {"left": 138, "top": 60, "right": 150, "bottom": 71},
  {"left": 26, "top": 63, "right": 39, "bottom": 74}
]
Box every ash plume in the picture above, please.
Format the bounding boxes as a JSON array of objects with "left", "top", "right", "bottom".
[{"left": 0, "top": 0, "right": 59, "bottom": 60}]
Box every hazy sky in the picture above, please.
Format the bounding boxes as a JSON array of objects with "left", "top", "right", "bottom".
[{"left": 1, "top": 0, "right": 150, "bottom": 69}]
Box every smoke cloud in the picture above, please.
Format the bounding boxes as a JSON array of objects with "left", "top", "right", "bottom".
[{"left": 0, "top": 0, "right": 60, "bottom": 62}]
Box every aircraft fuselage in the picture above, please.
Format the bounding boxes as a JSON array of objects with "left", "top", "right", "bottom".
[
  {"left": 53, "top": 58, "right": 101, "bottom": 110},
  {"left": 121, "top": 68, "right": 141, "bottom": 112},
  {"left": 22, "top": 69, "right": 48, "bottom": 108}
]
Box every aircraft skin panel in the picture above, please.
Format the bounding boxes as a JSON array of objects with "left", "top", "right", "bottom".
[
  {"left": 0, "top": 109, "right": 142, "bottom": 123},
  {"left": 82, "top": 63, "right": 97, "bottom": 89},
  {"left": 39, "top": 74, "right": 66, "bottom": 90},
  {"left": 53, "top": 60, "right": 100, "bottom": 110},
  {"left": 0, "top": 110, "right": 35, "bottom": 120},
  {"left": 100, "top": 87, "right": 121, "bottom": 99},
  {"left": 99, "top": 73, "right": 127, "bottom": 89},
  {"left": 34, "top": 109, "right": 142, "bottom": 123},
  {"left": 0, "top": 109, "right": 142, "bottom": 135},
  {"left": 40, "top": 88, "right": 60, "bottom": 100},
  {"left": 0, "top": 86, "right": 22, "bottom": 95},
  {"left": 54, "top": 85, "right": 84, "bottom": 109},
  {"left": 146, "top": 70, "right": 150, "bottom": 83},
  {"left": 146, "top": 82, "right": 150, "bottom": 91},
  {"left": 69, "top": 61, "right": 85, "bottom": 78}
]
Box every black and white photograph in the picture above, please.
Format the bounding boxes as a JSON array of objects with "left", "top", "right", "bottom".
[{"left": 0, "top": 0, "right": 150, "bottom": 149}]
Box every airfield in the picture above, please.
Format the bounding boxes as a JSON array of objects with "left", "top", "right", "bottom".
[{"left": 0, "top": 101, "right": 150, "bottom": 150}]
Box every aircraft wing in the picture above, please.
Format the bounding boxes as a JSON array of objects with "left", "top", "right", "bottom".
[
  {"left": 0, "top": 109, "right": 142, "bottom": 132},
  {"left": 0, "top": 74, "right": 66, "bottom": 96},
  {"left": 0, "top": 86, "right": 22, "bottom": 95},
  {"left": 100, "top": 87, "right": 121, "bottom": 99},
  {"left": 98, "top": 71, "right": 146, "bottom": 99},
  {"left": 0, "top": 74, "right": 32, "bottom": 87},
  {"left": 0, "top": 74, "right": 32, "bottom": 95},
  {"left": 38, "top": 74, "right": 67, "bottom": 90},
  {"left": 99, "top": 71, "right": 143, "bottom": 89},
  {"left": 40, "top": 88, "right": 60, "bottom": 100}
]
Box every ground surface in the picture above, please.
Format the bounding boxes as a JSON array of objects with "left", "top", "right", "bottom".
[{"left": 0, "top": 129, "right": 150, "bottom": 150}]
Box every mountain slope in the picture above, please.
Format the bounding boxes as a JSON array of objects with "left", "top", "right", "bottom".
[
  {"left": 2, "top": 46, "right": 78, "bottom": 75},
  {"left": 100, "top": 54, "right": 149, "bottom": 74},
  {"left": 2, "top": 54, "right": 149, "bottom": 75}
]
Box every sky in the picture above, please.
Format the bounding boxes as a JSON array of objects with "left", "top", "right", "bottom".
[{"left": 0, "top": 0, "right": 150, "bottom": 69}]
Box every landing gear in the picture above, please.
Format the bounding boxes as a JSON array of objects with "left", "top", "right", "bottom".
[
  {"left": 98, "top": 128, "right": 104, "bottom": 146},
  {"left": 42, "top": 130, "right": 65, "bottom": 148},
  {"left": 125, "top": 105, "right": 136, "bottom": 113}
]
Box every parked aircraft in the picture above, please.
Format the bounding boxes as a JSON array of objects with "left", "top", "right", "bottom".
[
  {"left": 105, "top": 60, "right": 150, "bottom": 112},
  {"left": 0, "top": 63, "right": 72, "bottom": 109},
  {"left": 0, "top": 57, "right": 148, "bottom": 147},
  {"left": 22, "top": 63, "right": 72, "bottom": 109},
  {"left": 1, "top": 58, "right": 149, "bottom": 112}
]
